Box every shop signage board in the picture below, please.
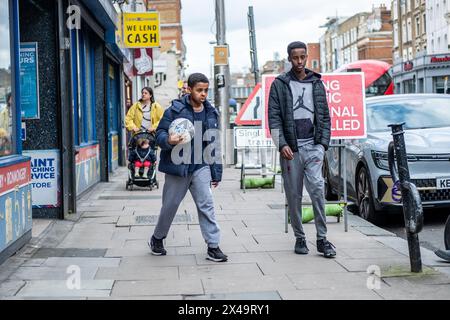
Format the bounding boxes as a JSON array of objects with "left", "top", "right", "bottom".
[
  {"left": 19, "top": 42, "right": 40, "bottom": 119},
  {"left": 123, "top": 12, "right": 160, "bottom": 48}
]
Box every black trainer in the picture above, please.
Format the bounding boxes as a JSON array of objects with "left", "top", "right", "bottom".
[
  {"left": 295, "top": 238, "right": 309, "bottom": 255},
  {"left": 317, "top": 239, "right": 336, "bottom": 258},
  {"left": 149, "top": 235, "right": 167, "bottom": 256},
  {"left": 206, "top": 247, "right": 228, "bottom": 262}
]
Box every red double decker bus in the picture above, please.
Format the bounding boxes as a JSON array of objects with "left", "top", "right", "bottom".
[{"left": 334, "top": 60, "right": 394, "bottom": 96}]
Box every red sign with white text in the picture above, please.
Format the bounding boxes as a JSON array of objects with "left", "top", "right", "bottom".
[
  {"left": 322, "top": 73, "right": 366, "bottom": 139},
  {"left": 0, "top": 162, "right": 31, "bottom": 196},
  {"left": 262, "top": 72, "right": 366, "bottom": 140}
]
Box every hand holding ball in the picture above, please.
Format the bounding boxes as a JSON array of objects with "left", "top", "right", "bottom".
[{"left": 168, "top": 118, "right": 195, "bottom": 145}]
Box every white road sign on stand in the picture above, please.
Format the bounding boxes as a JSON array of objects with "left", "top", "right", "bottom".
[
  {"left": 234, "top": 127, "right": 274, "bottom": 148},
  {"left": 235, "top": 84, "right": 262, "bottom": 125}
]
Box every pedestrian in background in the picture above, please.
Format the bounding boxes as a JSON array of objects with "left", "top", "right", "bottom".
[
  {"left": 268, "top": 41, "right": 336, "bottom": 258},
  {"left": 125, "top": 87, "right": 164, "bottom": 135},
  {"left": 179, "top": 81, "right": 189, "bottom": 98},
  {"left": 149, "top": 73, "right": 227, "bottom": 262}
]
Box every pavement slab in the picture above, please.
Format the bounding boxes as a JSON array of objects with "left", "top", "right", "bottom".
[
  {"left": 10, "top": 266, "right": 99, "bottom": 281},
  {"left": 257, "top": 259, "right": 348, "bottom": 276},
  {"left": 15, "top": 280, "right": 114, "bottom": 298},
  {"left": 111, "top": 279, "right": 204, "bottom": 297},
  {"left": 95, "top": 265, "right": 178, "bottom": 281},
  {"left": 119, "top": 255, "right": 197, "bottom": 268},
  {"left": 201, "top": 275, "right": 297, "bottom": 294},
  {"left": 277, "top": 287, "right": 383, "bottom": 300},
  {"left": 179, "top": 263, "right": 263, "bottom": 280},
  {"left": 0, "top": 280, "right": 26, "bottom": 297},
  {"left": 184, "top": 291, "right": 282, "bottom": 300}
]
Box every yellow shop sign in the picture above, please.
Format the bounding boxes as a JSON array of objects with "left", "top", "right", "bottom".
[{"left": 123, "top": 12, "right": 160, "bottom": 48}]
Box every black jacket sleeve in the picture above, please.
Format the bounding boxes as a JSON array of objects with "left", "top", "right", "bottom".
[
  {"left": 268, "top": 79, "right": 288, "bottom": 152},
  {"left": 317, "top": 81, "right": 332, "bottom": 151}
]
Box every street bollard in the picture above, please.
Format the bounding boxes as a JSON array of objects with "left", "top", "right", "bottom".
[{"left": 388, "top": 123, "right": 424, "bottom": 273}]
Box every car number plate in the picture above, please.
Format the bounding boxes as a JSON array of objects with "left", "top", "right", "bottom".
[{"left": 437, "top": 177, "right": 450, "bottom": 190}]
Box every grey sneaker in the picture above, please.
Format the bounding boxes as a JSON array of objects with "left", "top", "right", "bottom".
[
  {"left": 149, "top": 235, "right": 167, "bottom": 256},
  {"left": 317, "top": 239, "right": 336, "bottom": 258},
  {"left": 295, "top": 238, "right": 309, "bottom": 255},
  {"left": 206, "top": 247, "right": 228, "bottom": 262}
]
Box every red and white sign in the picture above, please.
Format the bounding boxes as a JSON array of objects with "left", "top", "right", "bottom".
[
  {"left": 235, "top": 84, "right": 262, "bottom": 125},
  {"left": 323, "top": 73, "right": 366, "bottom": 139},
  {"left": 262, "top": 72, "right": 366, "bottom": 140},
  {"left": 262, "top": 75, "right": 277, "bottom": 138},
  {"left": 0, "top": 162, "right": 31, "bottom": 197},
  {"left": 134, "top": 48, "right": 153, "bottom": 76}
]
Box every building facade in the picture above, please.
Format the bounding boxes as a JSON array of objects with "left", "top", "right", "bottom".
[
  {"left": 147, "top": 0, "right": 186, "bottom": 107},
  {"left": 306, "top": 43, "right": 321, "bottom": 72},
  {"left": 319, "top": 5, "right": 393, "bottom": 72},
  {"left": 427, "top": 0, "right": 450, "bottom": 54},
  {"left": 358, "top": 5, "right": 393, "bottom": 64},
  {"left": 392, "top": 0, "right": 450, "bottom": 93}
]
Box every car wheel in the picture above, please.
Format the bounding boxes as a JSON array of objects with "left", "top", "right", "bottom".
[
  {"left": 323, "top": 159, "right": 338, "bottom": 201},
  {"left": 357, "top": 166, "right": 384, "bottom": 224}
]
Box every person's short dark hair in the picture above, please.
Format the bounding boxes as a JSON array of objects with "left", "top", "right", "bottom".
[
  {"left": 188, "top": 73, "right": 209, "bottom": 88},
  {"left": 287, "top": 41, "right": 307, "bottom": 56}
]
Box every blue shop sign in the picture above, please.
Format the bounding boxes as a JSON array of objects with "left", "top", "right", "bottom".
[{"left": 19, "top": 42, "right": 40, "bottom": 119}]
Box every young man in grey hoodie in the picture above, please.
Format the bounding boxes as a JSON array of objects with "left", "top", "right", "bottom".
[{"left": 268, "top": 41, "right": 336, "bottom": 258}]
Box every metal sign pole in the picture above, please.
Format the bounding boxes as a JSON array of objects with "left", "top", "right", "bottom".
[{"left": 343, "top": 144, "right": 349, "bottom": 232}]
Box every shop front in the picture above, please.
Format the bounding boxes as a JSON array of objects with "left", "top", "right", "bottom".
[
  {"left": 0, "top": 0, "right": 32, "bottom": 264},
  {"left": 392, "top": 53, "right": 450, "bottom": 94}
]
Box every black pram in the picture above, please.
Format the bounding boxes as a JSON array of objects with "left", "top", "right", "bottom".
[{"left": 126, "top": 131, "right": 159, "bottom": 191}]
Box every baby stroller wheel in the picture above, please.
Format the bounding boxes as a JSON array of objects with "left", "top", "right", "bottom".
[{"left": 125, "top": 182, "right": 129, "bottom": 190}]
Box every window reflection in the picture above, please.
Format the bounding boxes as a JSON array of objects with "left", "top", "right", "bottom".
[{"left": 0, "top": 0, "right": 13, "bottom": 157}]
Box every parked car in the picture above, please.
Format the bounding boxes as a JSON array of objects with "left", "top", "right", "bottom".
[{"left": 323, "top": 94, "right": 450, "bottom": 224}]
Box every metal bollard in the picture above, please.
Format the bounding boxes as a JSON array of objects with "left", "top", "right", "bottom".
[{"left": 388, "top": 123, "right": 423, "bottom": 273}]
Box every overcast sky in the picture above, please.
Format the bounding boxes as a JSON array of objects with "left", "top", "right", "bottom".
[{"left": 181, "top": 0, "right": 391, "bottom": 76}]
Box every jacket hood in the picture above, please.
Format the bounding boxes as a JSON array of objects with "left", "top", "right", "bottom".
[
  {"left": 171, "top": 94, "right": 218, "bottom": 115},
  {"left": 277, "top": 68, "right": 322, "bottom": 84}
]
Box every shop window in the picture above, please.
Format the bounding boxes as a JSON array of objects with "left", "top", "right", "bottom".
[
  {"left": 71, "top": 26, "right": 97, "bottom": 146},
  {"left": 404, "top": 79, "right": 416, "bottom": 93},
  {"left": 434, "top": 76, "right": 450, "bottom": 94},
  {"left": 0, "top": 1, "right": 13, "bottom": 157}
]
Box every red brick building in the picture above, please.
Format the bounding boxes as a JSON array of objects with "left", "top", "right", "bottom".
[
  {"left": 358, "top": 5, "right": 393, "bottom": 64},
  {"left": 146, "top": 0, "right": 186, "bottom": 57},
  {"left": 306, "top": 43, "right": 321, "bottom": 72}
]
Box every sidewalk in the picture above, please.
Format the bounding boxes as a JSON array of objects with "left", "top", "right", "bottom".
[{"left": 1, "top": 167, "right": 450, "bottom": 300}]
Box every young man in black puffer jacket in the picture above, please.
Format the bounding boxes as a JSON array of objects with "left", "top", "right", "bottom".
[{"left": 269, "top": 41, "right": 336, "bottom": 258}]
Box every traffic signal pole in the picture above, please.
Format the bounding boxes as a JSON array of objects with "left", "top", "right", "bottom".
[{"left": 214, "top": 0, "right": 231, "bottom": 166}]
